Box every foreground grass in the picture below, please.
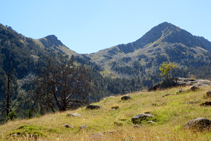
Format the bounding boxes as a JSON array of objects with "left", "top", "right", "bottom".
[{"left": 0, "top": 86, "right": 211, "bottom": 140}]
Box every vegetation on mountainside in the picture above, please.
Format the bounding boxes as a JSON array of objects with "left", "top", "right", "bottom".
[
  {"left": 1, "top": 22, "right": 211, "bottom": 123},
  {"left": 159, "top": 62, "right": 177, "bottom": 79},
  {"left": 86, "top": 22, "right": 211, "bottom": 80},
  {"left": 0, "top": 86, "right": 211, "bottom": 140},
  {"left": 0, "top": 24, "right": 144, "bottom": 122}
]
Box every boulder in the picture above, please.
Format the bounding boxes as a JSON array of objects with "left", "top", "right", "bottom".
[
  {"left": 206, "top": 91, "right": 211, "bottom": 98},
  {"left": 121, "top": 95, "right": 131, "bottom": 100},
  {"left": 183, "top": 118, "right": 211, "bottom": 131},
  {"left": 131, "top": 113, "right": 154, "bottom": 124},
  {"left": 111, "top": 106, "right": 119, "bottom": 110},
  {"left": 86, "top": 105, "right": 101, "bottom": 110},
  {"left": 66, "top": 113, "right": 81, "bottom": 117},
  {"left": 200, "top": 101, "right": 211, "bottom": 106},
  {"left": 190, "top": 86, "right": 199, "bottom": 91},
  {"left": 63, "top": 124, "right": 73, "bottom": 128}
]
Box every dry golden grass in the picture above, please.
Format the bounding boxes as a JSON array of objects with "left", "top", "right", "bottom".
[{"left": 0, "top": 86, "right": 211, "bottom": 140}]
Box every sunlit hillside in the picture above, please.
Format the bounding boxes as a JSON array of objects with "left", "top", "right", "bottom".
[{"left": 0, "top": 86, "right": 211, "bottom": 140}]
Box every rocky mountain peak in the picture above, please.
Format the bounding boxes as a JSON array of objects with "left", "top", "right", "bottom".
[{"left": 42, "top": 35, "right": 64, "bottom": 47}]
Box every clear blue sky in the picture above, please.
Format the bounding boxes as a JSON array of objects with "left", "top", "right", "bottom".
[{"left": 1, "top": 0, "right": 211, "bottom": 54}]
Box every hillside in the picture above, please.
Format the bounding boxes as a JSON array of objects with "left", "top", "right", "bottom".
[
  {"left": 0, "top": 86, "right": 211, "bottom": 140},
  {"left": 1, "top": 22, "right": 211, "bottom": 122},
  {"left": 86, "top": 22, "right": 211, "bottom": 78},
  {"left": 0, "top": 24, "right": 144, "bottom": 122}
]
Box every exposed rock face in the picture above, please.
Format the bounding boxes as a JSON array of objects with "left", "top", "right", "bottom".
[
  {"left": 86, "top": 105, "right": 101, "bottom": 110},
  {"left": 183, "top": 118, "right": 211, "bottom": 131},
  {"left": 149, "top": 78, "right": 211, "bottom": 91},
  {"left": 121, "top": 95, "right": 131, "bottom": 100},
  {"left": 131, "top": 113, "right": 154, "bottom": 124}
]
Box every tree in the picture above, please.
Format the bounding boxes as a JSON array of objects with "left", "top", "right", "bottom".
[
  {"left": 35, "top": 56, "right": 93, "bottom": 113},
  {"left": 159, "top": 62, "right": 177, "bottom": 79},
  {"left": 6, "top": 60, "right": 11, "bottom": 116}
]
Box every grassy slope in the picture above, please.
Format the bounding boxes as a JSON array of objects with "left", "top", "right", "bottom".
[{"left": 0, "top": 86, "right": 211, "bottom": 140}]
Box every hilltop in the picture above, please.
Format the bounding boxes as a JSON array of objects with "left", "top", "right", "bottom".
[
  {"left": 86, "top": 22, "right": 211, "bottom": 78},
  {"left": 0, "top": 85, "right": 211, "bottom": 140}
]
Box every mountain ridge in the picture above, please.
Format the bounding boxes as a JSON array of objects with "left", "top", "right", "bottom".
[{"left": 85, "top": 22, "right": 211, "bottom": 78}]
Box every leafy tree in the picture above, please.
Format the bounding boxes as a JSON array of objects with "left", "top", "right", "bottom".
[{"left": 159, "top": 62, "right": 177, "bottom": 79}]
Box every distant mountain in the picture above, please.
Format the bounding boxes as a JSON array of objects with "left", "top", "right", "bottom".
[
  {"left": 37, "top": 35, "right": 78, "bottom": 57},
  {"left": 86, "top": 22, "right": 211, "bottom": 78}
]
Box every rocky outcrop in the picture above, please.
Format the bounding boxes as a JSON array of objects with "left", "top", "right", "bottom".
[
  {"left": 131, "top": 113, "right": 154, "bottom": 124},
  {"left": 149, "top": 77, "right": 211, "bottom": 91}
]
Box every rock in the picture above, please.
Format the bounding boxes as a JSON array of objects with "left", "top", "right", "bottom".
[
  {"left": 147, "top": 121, "right": 156, "bottom": 124},
  {"left": 133, "top": 124, "right": 143, "bottom": 128},
  {"left": 66, "top": 113, "right": 81, "bottom": 117},
  {"left": 12, "top": 133, "right": 19, "bottom": 137},
  {"left": 111, "top": 106, "right": 119, "bottom": 110},
  {"left": 103, "top": 130, "right": 118, "bottom": 135},
  {"left": 183, "top": 118, "right": 211, "bottom": 131},
  {"left": 200, "top": 101, "right": 211, "bottom": 106},
  {"left": 63, "top": 124, "right": 73, "bottom": 128},
  {"left": 190, "top": 86, "right": 199, "bottom": 91},
  {"left": 114, "top": 122, "right": 123, "bottom": 126},
  {"left": 121, "top": 95, "right": 131, "bottom": 100},
  {"left": 90, "top": 133, "right": 104, "bottom": 140},
  {"left": 149, "top": 77, "right": 211, "bottom": 91},
  {"left": 79, "top": 125, "right": 88, "bottom": 129},
  {"left": 86, "top": 105, "right": 101, "bottom": 110},
  {"left": 131, "top": 113, "right": 154, "bottom": 124},
  {"left": 162, "top": 94, "right": 171, "bottom": 97},
  {"left": 176, "top": 88, "right": 183, "bottom": 94},
  {"left": 206, "top": 91, "right": 211, "bottom": 98}
]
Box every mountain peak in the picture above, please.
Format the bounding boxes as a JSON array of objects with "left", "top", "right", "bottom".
[
  {"left": 45, "top": 34, "right": 58, "bottom": 40},
  {"left": 40, "top": 34, "right": 64, "bottom": 47},
  {"left": 156, "top": 22, "right": 176, "bottom": 28}
]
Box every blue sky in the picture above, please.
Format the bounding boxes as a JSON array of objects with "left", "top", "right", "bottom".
[{"left": 1, "top": 0, "right": 211, "bottom": 53}]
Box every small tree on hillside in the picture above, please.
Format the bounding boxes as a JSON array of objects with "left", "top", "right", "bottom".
[
  {"left": 35, "top": 56, "right": 94, "bottom": 113},
  {"left": 159, "top": 62, "right": 177, "bottom": 79}
]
